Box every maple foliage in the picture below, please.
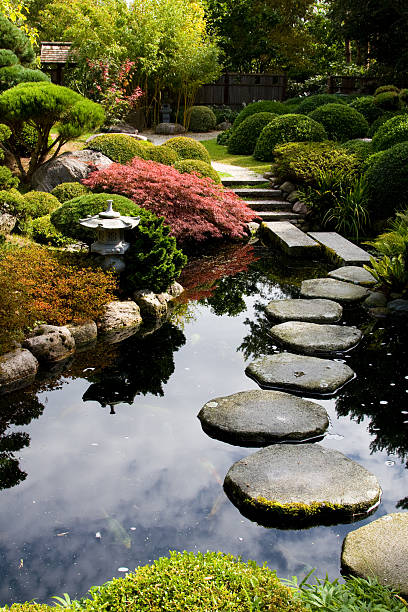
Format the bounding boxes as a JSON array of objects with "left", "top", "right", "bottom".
[{"left": 83, "top": 158, "right": 258, "bottom": 246}]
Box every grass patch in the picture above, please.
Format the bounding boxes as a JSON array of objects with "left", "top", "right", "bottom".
[{"left": 202, "top": 138, "right": 272, "bottom": 174}]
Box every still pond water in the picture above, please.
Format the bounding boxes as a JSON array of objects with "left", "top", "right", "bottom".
[{"left": 0, "top": 245, "right": 407, "bottom": 606}]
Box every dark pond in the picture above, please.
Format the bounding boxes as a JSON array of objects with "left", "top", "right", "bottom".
[{"left": 1, "top": 244, "right": 408, "bottom": 606}]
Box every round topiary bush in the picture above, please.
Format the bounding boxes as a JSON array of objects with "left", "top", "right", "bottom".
[
  {"left": 51, "top": 181, "right": 90, "bottom": 203},
  {"left": 233, "top": 100, "right": 287, "bottom": 129},
  {"left": 341, "top": 139, "right": 373, "bottom": 161},
  {"left": 399, "top": 89, "right": 408, "bottom": 106},
  {"left": 24, "top": 191, "right": 61, "bottom": 218},
  {"left": 349, "top": 96, "right": 383, "bottom": 124},
  {"left": 174, "top": 158, "right": 221, "bottom": 183},
  {"left": 0, "top": 188, "right": 28, "bottom": 219},
  {"left": 25, "top": 214, "right": 70, "bottom": 246},
  {"left": 309, "top": 103, "right": 369, "bottom": 142},
  {"left": 145, "top": 144, "right": 179, "bottom": 165},
  {"left": 87, "top": 134, "right": 154, "bottom": 163},
  {"left": 368, "top": 110, "right": 408, "bottom": 137},
  {"left": 374, "top": 91, "right": 401, "bottom": 111},
  {"left": 253, "top": 114, "right": 327, "bottom": 161},
  {"left": 364, "top": 142, "right": 408, "bottom": 219},
  {"left": 187, "top": 105, "right": 217, "bottom": 132},
  {"left": 297, "top": 93, "right": 347, "bottom": 115},
  {"left": 374, "top": 85, "right": 400, "bottom": 96},
  {"left": 50, "top": 193, "right": 187, "bottom": 293},
  {"left": 371, "top": 115, "right": 408, "bottom": 151},
  {"left": 227, "top": 112, "right": 276, "bottom": 155},
  {"left": 162, "top": 136, "right": 211, "bottom": 163}
]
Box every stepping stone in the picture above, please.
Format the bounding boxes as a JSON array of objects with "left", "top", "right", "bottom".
[
  {"left": 224, "top": 443, "right": 381, "bottom": 528},
  {"left": 198, "top": 390, "right": 329, "bottom": 446},
  {"left": 245, "top": 200, "right": 292, "bottom": 212},
  {"left": 328, "top": 266, "right": 376, "bottom": 287},
  {"left": 258, "top": 211, "right": 301, "bottom": 222},
  {"left": 246, "top": 352, "right": 354, "bottom": 396},
  {"left": 262, "top": 221, "right": 320, "bottom": 257},
  {"left": 233, "top": 188, "right": 282, "bottom": 199},
  {"left": 341, "top": 513, "right": 408, "bottom": 597},
  {"left": 269, "top": 321, "right": 362, "bottom": 355},
  {"left": 265, "top": 298, "right": 342, "bottom": 323},
  {"left": 301, "top": 278, "right": 370, "bottom": 303},
  {"left": 308, "top": 231, "right": 371, "bottom": 265}
]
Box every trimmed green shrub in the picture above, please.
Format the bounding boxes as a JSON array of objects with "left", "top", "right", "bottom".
[
  {"left": 341, "top": 139, "right": 373, "bottom": 161},
  {"left": 374, "top": 91, "right": 401, "bottom": 111},
  {"left": 8, "top": 123, "right": 39, "bottom": 157},
  {"left": 217, "top": 128, "right": 232, "bottom": 145},
  {"left": 309, "top": 103, "right": 369, "bottom": 142},
  {"left": 0, "top": 49, "right": 18, "bottom": 68},
  {"left": 145, "top": 144, "right": 179, "bottom": 165},
  {"left": 0, "top": 166, "right": 18, "bottom": 189},
  {"left": 210, "top": 105, "right": 238, "bottom": 124},
  {"left": 254, "top": 114, "right": 327, "bottom": 161},
  {"left": 233, "top": 100, "right": 287, "bottom": 128},
  {"left": 349, "top": 96, "right": 383, "bottom": 124},
  {"left": 51, "top": 181, "right": 90, "bottom": 203},
  {"left": 227, "top": 112, "right": 276, "bottom": 155},
  {"left": 372, "top": 115, "right": 408, "bottom": 151},
  {"left": 87, "top": 134, "right": 153, "bottom": 163},
  {"left": 25, "top": 214, "right": 70, "bottom": 246},
  {"left": 174, "top": 159, "right": 221, "bottom": 183},
  {"left": 187, "top": 105, "right": 217, "bottom": 132},
  {"left": 364, "top": 142, "right": 408, "bottom": 219},
  {"left": 369, "top": 110, "right": 408, "bottom": 137},
  {"left": 51, "top": 193, "right": 187, "bottom": 293},
  {"left": 297, "top": 94, "right": 347, "bottom": 115},
  {"left": 273, "top": 141, "right": 360, "bottom": 185},
  {"left": 400, "top": 89, "right": 408, "bottom": 106},
  {"left": 374, "top": 85, "right": 400, "bottom": 96},
  {"left": 0, "top": 65, "right": 49, "bottom": 92},
  {"left": 0, "top": 188, "right": 27, "bottom": 218},
  {"left": 23, "top": 191, "right": 61, "bottom": 219},
  {"left": 162, "top": 136, "right": 211, "bottom": 163}
]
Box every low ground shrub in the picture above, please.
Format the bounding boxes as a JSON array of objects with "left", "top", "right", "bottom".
[
  {"left": 173, "top": 159, "right": 221, "bottom": 183},
  {"left": 273, "top": 141, "right": 360, "bottom": 185},
  {"left": 297, "top": 94, "right": 346, "bottom": 115},
  {"left": 51, "top": 193, "right": 187, "bottom": 293},
  {"left": 374, "top": 85, "right": 400, "bottom": 96},
  {"left": 187, "top": 105, "right": 217, "bottom": 132},
  {"left": 374, "top": 91, "right": 401, "bottom": 111},
  {"left": 162, "top": 136, "right": 211, "bottom": 163},
  {"left": 368, "top": 110, "right": 408, "bottom": 137},
  {"left": 87, "top": 134, "right": 153, "bottom": 163},
  {"left": 364, "top": 142, "right": 408, "bottom": 219},
  {"left": 51, "top": 182, "right": 90, "bottom": 203},
  {"left": 83, "top": 158, "right": 256, "bottom": 246},
  {"left": 227, "top": 112, "right": 276, "bottom": 155},
  {"left": 25, "top": 214, "right": 70, "bottom": 247},
  {"left": 209, "top": 104, "right": 238, "bottom": 125},
  {"left": 233, "top": 100, "right": 287, "bottom": 128},
  {"left": 348, "top": 96, "right": 383, "bottom": 124},
  {"left": 254, "top": 114, "right": 327, "bottom": 161},
  {"left": 309, "top": 103, "right": 369, "bottom": 141},
  {"left": 0, "top": 188, "right": 27, "bottom": 219},
  {"left": 371, "top": 115, "right": 408, "bottom": 151},
  {"left": 216, "top": 128, "right": 232, "bottom": 145},
  {"left": 0, "top": 166, "right": 18, "bottom": 189},
  {"left": 341, "top": 139, "right": 373, "bottom": 161},
  {"left": 23, "top": 191, "right": 60, "bottom": 219}
]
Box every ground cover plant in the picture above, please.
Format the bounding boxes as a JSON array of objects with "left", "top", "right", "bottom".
[
  {"left": 227, "top": 112, "right": 276, "bottom": 155},
  {"left": 83, "top": 158, "right": 257, "bottom": 247},
  {"left": 254, "top": 114, "right": 327, "bottom": 161},
  {"left": 308, "top": 103, "right": 369, "bottom": 142}
]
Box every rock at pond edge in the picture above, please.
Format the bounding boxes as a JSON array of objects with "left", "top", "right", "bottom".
[{"left": 0, "top": 348, "right": 39, "bottom": 394}]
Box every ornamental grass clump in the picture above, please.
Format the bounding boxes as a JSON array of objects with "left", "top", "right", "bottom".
[{"left": 83, "top": 158, "right": 256, "bottom": 246}]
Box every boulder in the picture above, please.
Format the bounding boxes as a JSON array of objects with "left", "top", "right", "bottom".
[
  {"left": 269, "top": 321, "right": 362, "bottom": 355},
  {"left": 0, "top": 348, "right": 39, "bottom": 394},
  {"left": 287, "top": 190, "right": 299, "bottom": 204},
  {"left": 246, "top": 352, "right": 354, "bottom": 396},
  {"left": 265, "top": 298, "right": 342, "bottom": 324},
  {"left": 67, "top": 320, "right": 97, "bottom": 346},
  {"left": 31, "top": 150, "right": 113, "bottom": 192},
  {"left": 155, "top": 123, "right": 186, "bottom": 135},
  {"left": 106, "top": 123, "right": 138, "bottom": 134},
  {"left": 162, "top": 281, "right": 184, "bottom": 301},
  {"left": 98, "top": 301, "right": 142, "bottom": 333},
  {"left": 224, "top": 443, "right": 381, "bottom": 528},
  {"left": 300, "top": 278, "right": 370, "bottom": 303},
  {"left": 0, "top": 212, "right": 16, "bottom": 234},
  {"left": 328, "top": 266, "right": 376, "bottom": 287},
  {"left": 198, "top": 389, "right": 329, "bottom": 446},
  {"left": 341, "top": 513, "right": 408, "bottom": 596},
  {"left": 279, "top": 181, "right": 296, "bottom": 194},
  {"left": 23, "top": 325, "right": 75, "bottom": 362},
  {"left": 133, "top": 290, "right": 168, "bottom": 322},
  {"left": 216, "top": 121, "right": 231, "bottom": 131},
  {"left": 292, "top": 201, "right": 309, "bottom": 215},
  {"left": 364, "top": 291, "right": 388, "bottom": 308}
]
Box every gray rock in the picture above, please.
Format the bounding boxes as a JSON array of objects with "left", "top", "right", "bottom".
[
  {"left": 216, "top": 121, "right": 231, "bottom": 131},
  {"left": 160, "top": 281, "right": 184, "bottom": 302},
  {"left": 246, "top": 352, "right": 354, "bottom": 395},
  {"left": 388, "top": 298, "right": 408, "bottom": 316},
  {"left": 224, "top": 443, "right": 381, "bottom": 528},
  {"left": 287, "top": 190, "right": 299, "bottom": 204},
  {"left": 133, "top": 290, "right": 168, "bottom": 322},
  {"left": 31, "top": 149, "right": 113, "bottom": 192},
  {"left": 364, "top": 291, "right": 388, "bottom": 308},
  {"left": 198, "top": 389, "right": 329, "bottom": 446},
  {"left": 341, "top": 513, "right": 408, "bottom": 596},
  {"left": 23, "top": 325, "right": 75, "bottom": 362},
  {"left": 269, "top": 321, "right": 362, "bottom": 355},
  {"left": 292, "top": 201, "right": 309, "bottom": 215},
  {"left": 100, "top": 327, "right": 140, "bottom": 344},
  {"left": 328, "top": 266, "right": 376, "bottom": 287},
  {"left": 301, "top": 278, "right": 370, "bottom": 303},
  {"left": 67, "top": 320, "right": 97, "bottom": 346},
  {"left": 98, "top": 301, "right": 142, "bottom": 332},
  {"left": 279, "top": 181, "right": 296, "bottom": 194},
  {"left": 106, "top": 123, "right": 138, "bottom": 134},
  {"left": 265, "top": 298, "right": 342, "bottom": 323},
  {"left": 0, "top": 348, "right": 39, "bottom": 394},
  {"left": 155, "top": 123, "right": 186, "bottom": 135},
  {"left": 0, "top": 212, "right": 16, "bottom": 233}
]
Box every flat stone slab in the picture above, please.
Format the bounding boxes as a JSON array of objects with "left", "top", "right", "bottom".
[
  {"left": 265, "top": 299, "right": 342, "bottom": 323},
  {"left": 342, "top": 513, "right": 408, "bottom": 596},
  {"left": 198, "top": 390, "right": 329, "bottom": 446},
  {"left": 224, "top": 443, "right": 381, "bottom": 528},
  {"left": 328, "top": 266, "right": 376, "bottom": 287},
  {"left": 269, "top": 321, "right": 362, "bottom": 355},
  {"left": 261, "top": 221, "right": 320, "bottom": 257},
  {"left": 308, "top": 232, "right": 372, "bottom": 265},
  {"left": 301, "top": 278, "right": 370, "bottom": 303},
  {"left": 246, "top": 352, "right": 354, "bottom": 396}
]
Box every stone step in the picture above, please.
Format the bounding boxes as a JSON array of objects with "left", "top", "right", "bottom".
[
  {"left": 245, "top": 200, "right": 293, "bottom": 211},
  {"left": 221, "top": 177, "right": 269, "bottom": 187},
  {"left": 257, "top": 211, "right": 301, "bottom": 222},
  {"left": 233, "top": 188, "right": 283, "bottom": 199},
  {"left": 261, "top": 221, "right": 320, "bottom": 257},
  {"left": 308, "top": 231, "right": 372, "bottom": 266}
]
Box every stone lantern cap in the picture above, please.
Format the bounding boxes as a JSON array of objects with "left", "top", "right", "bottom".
[{"left": 79, "top": 200, "right": 140, "bottom": 230}]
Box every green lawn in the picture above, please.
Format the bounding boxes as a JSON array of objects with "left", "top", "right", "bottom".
[{"left": 202, "top": 138, "right": 272, "bottom": 174}]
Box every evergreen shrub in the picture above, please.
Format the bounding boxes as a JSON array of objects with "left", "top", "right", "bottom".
[
  {"left": 233, "top": 100, "right": 287, "bottom": 128},
  {"left": 297, "top": 94, "right": 347, "bottom": 115},
  {"left": 0, "top": 188, "right": 27, "bottom": 218},
  {"left": 174, "top": 159, "right": 221, "bottom": 183},
  {"left": 51, "top": 182, "right": 90, "bottom": 203},
  {"left": 87, "top": 134, "right": 153, "bottom": 163},
  {"left": 0, "top": 166, "right": 18, "bottom": 189},
  {"left": 349, "top": 96, "right": 383, "bottom": 124},
  {"left": 25, "top": 214, "right": 70, "bottom": 246},
  {"left": 374, "top": 91, "right": 401, "bottom": 111},
  {"left": 216, "top": 128, "right": 232, "bottom": 145},
  {"left": 227, "top": 112, "right": 276, "bottom": 155},
  {"left": 254, "top": 114, "right": 327, "bottom": 161},
  {"left": 341, "top": 139, "right": 373, "bottom": 161},
  {"left": 369, "top": 110, "right": 408, "bottom": 137},
  {"left": 162, "top": 137, "right": 211, "bottom": 163},
  {"left": 187, "top": 105, "right": 217, "bottom": 132},
  {"left": 399, "top": 89, "right": 408, "bottom": 106},
  {"left": 309, "top": 103, "right": 369, "bottom": 141},
  {"left": 374, "top": 85, "right": 400, "bottom": 96},
  {"left": 364, "top": 142, "right": 408, "bottom": 219},
  {"left": 371, "top": 115, "right": 408, "bottom": 151},
  {"left": 23, "top": 191, "right": 60, "bottom": 219},
  {"left": 145, "top": 145, "right": 179, "bottom": 165},
  {"left": 8, "top": 123, "right": 39, "bottom": 157}
]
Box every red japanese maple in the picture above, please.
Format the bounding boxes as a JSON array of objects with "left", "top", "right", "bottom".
[{"left": 83, "top": 158, "right": 258, "bottom": 245}]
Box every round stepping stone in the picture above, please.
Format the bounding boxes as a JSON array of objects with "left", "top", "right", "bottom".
[
  {"left": 223, "top": 443, "right": 381, "bottom": 528},
  {"left": 269, "top": 321, "right": 362, "bottom": 355},
  {"left": 198, "top": 390, "right": 329, "bottom": 446},
  {"left": 246, "top": 352, "right": 354, "bottom": 396},
  {"left": 342, "top": 513, "right": 408, "bottom": 596},
  {"left": 300, "top": 278, "right": 370, "bottom": 303},
  {"left": 328, "top": 266, "right": 376, "bottom": 287},
  {"left": 265, "top": 298, "right": 342, "bottom": 323}
]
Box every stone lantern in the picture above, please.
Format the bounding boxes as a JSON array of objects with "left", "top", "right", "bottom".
[{"left": 79, "top": 200, "right": 139, "bottom": 273}]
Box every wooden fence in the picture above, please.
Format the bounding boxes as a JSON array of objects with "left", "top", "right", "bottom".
[{"left": 195, "top": 73, "right": 287, "bottom": 107}]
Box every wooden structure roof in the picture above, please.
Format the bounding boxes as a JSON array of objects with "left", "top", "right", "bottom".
[{"left": 40, "top": 42, "right": 75, "bottom": 64}]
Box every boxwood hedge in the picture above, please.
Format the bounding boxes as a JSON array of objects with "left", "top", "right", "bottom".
[
  {"left": 233, "top": 100, "right": 287, "bottom": 128},
  {"left": 371, "top": 115, "right": 408, "bottom": 151},
  {"left": 364, "top": 142, "right": 408, "bottom": 219},
  {"left": 173, "top": 158, "right": 221, "bottom": 183},
  {"left": 227, "top": 112, "right": 276, "bottom": 155},
  {"left": 309, "top": 103, "right": 369, "bottom": 142},
  {"left": 162, "top": 136, "right": 211, "bottom": 163}
]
